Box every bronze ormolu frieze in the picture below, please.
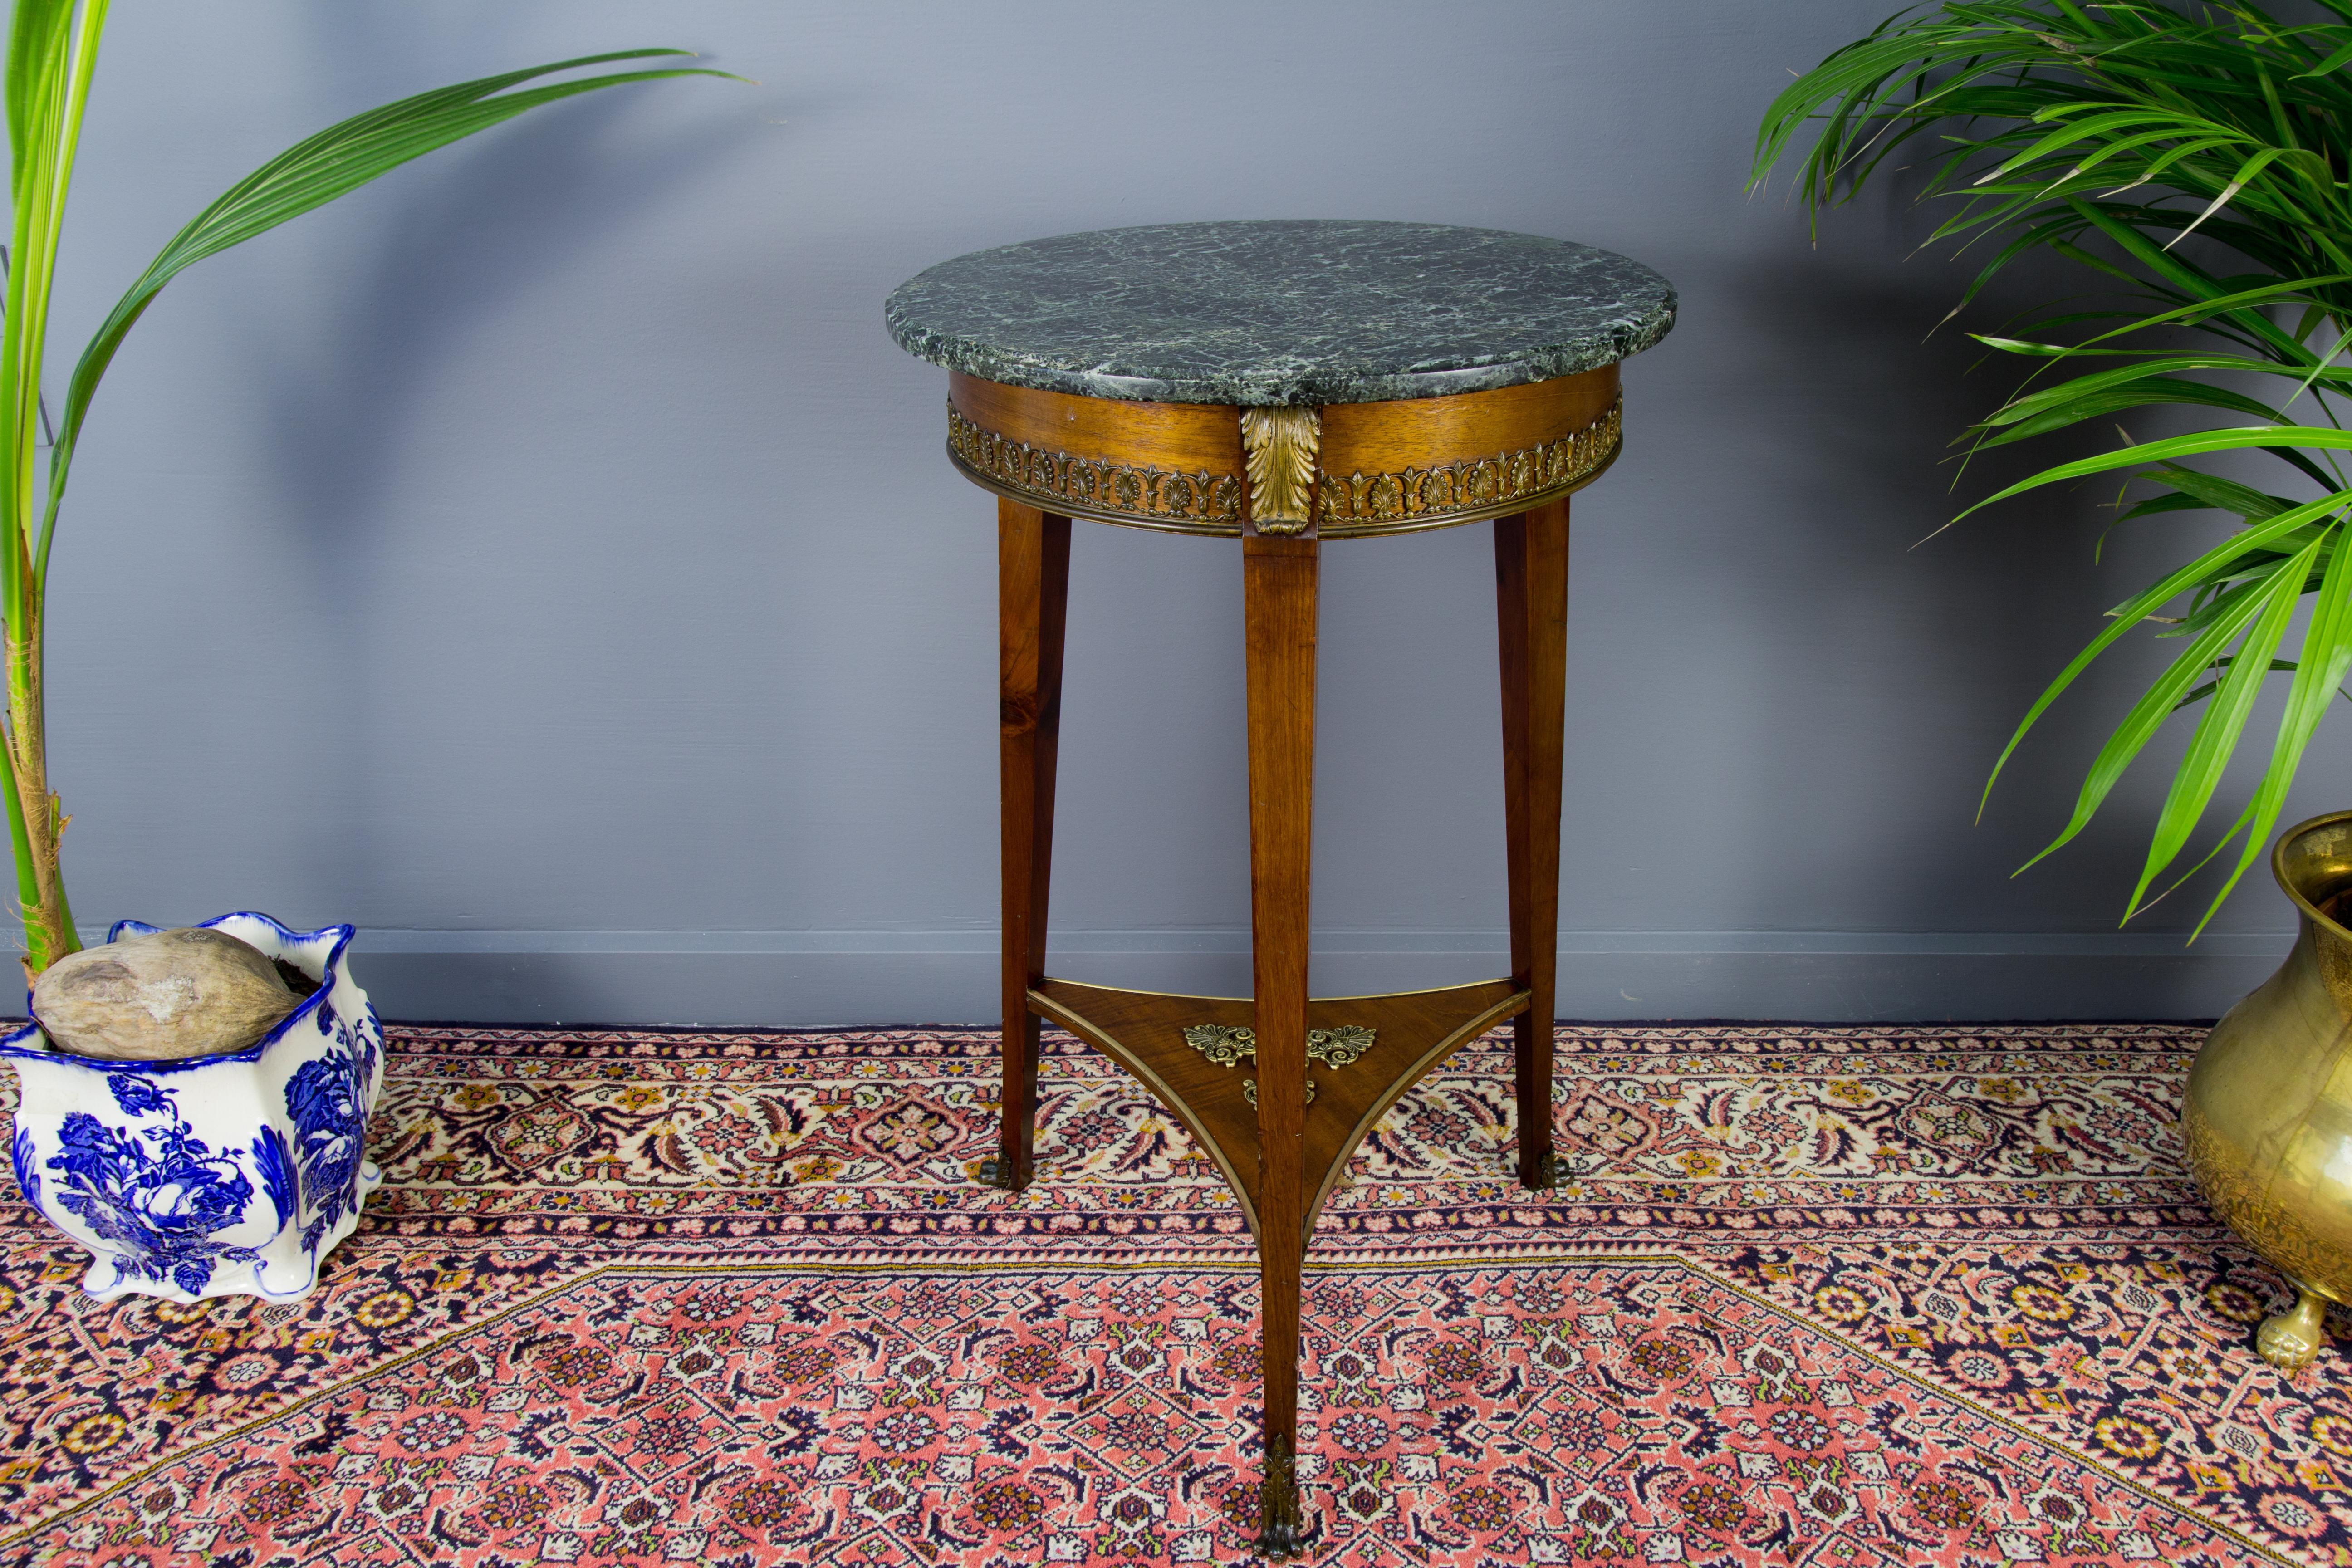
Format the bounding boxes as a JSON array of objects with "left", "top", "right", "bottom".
[
  {"left": 946, "top": 404, "right": 1244, "bottom": 529},
  {"left": 1319, "top": 396, "right": 1622, "bottom": 529},
  {"left": 943, "top": 392, "right": 1620, "bottom": 538}
]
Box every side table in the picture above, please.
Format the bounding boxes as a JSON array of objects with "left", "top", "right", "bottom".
[{"left": 887, "top": 221, "right": 1674, "bottom": 1558}]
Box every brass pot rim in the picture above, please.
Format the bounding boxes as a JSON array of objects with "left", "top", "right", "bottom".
[{"left": 2274, "top": 808, "right": 2352, "bottom": 943}]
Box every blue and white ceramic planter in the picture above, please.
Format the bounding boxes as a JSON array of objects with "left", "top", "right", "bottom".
[{"left": 0, "top": 914, "right": 382, "bottom": 1303}]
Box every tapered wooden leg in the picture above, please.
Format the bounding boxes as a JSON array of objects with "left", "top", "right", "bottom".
[
  {"left": 1245, "top": 531, "right": 1316, "bottom": 1558},
  {"left": 1495, "top": 499, "right": 1569, "bottom": 1191},
  {"left": 983, "top": 500, "right": 1070, "bottom": 1191}
]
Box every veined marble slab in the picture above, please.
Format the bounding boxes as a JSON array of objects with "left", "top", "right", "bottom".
[{"left": 885, "top": 220, "right": 1675, "bottom": 406}]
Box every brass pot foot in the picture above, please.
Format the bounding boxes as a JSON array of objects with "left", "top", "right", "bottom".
[
  {"left": 1519, "top": 1152, "right": 1560, "bottom": 1190},
  {"left": 2257, "top": 1285, "right": 2331, "bottom": 1371},
  {"left": 975, "top": 1157, "right": 1024, "bottom": 1191}
]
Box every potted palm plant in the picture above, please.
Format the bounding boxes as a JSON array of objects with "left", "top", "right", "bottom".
[
  {"left": 1754, "top": 0, "right": 2352, "bottom": 1368},
  {"left": 0, "top": 0, "right": 729, "bottom": 1303}
]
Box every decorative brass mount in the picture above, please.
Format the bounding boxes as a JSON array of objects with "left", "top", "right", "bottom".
[
  {"left": 1240, "top": 407, "right": 1320, "bottom": 535},
  {"left": 1180, "top": 1023, "right": 1376, "bottom": 1068},
  {"left": 1186, "top": 1022, "right": 1368, "bottom": 1113}
]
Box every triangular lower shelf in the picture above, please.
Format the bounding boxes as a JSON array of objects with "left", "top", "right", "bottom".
[{"left": 1028, "top": 976, "right": 1530, "bottom": 1245}]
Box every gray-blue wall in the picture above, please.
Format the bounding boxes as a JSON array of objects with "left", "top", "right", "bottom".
[{"left": 34, "top": 1, "right": 2320, "bottom": 1023}]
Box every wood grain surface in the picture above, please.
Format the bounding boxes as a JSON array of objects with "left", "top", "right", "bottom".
[
  {"left": 1496, "top": 500, "right": 1570, "bottom": 1188},
  {"left": 1318, "top": 363, "right": 1617, "bottom": 478},
  {"left": 952, "top": 372, "right": 1243, "bottom": 476},
  {"left": 992, "top": 499, "right": 1070, "bottom": 1190},
  {"left": 1024, "top": 977, "right": 1531, "bottom": 1240}
]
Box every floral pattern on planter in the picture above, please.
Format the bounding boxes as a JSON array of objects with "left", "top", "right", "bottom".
[{"left": 0, "top": 913, "right": 381, "bottom": 1302}]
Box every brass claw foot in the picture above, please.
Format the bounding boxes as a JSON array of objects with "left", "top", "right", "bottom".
[
  {"left": 1255, "top": 1517, "right": 1305, "bottom": 1560},
  {"left": 1519, "top": 1151, "right": 1559, "bottom": 1190},
  {"left": 2258, "top": 1285, "right": 2331, "bottom": 1371},
  {"left": 1255, "top": 1437, "right": 1308, "bottom": 1559},
  {"left": 1255, "top": 1497, "right": 1307, "bottom": 1560}
]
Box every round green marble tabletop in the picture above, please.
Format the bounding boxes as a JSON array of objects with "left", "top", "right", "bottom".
[{"left": 885, "top": 220, "right": 1675, "bottom": 408}]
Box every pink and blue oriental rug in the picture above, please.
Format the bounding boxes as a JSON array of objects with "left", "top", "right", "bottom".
[{"left": 0, "top": 1021, "right": 2344, "bottom": 1565}]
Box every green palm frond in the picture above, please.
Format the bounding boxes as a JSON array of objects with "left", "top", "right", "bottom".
[
  {"left": 0, "top": 5, "right": 737, "bottom": 970},
  {"left": 1754, "top": 0, "right": 2352, "bottom": 934},
  {"left": 39, "top": 49, "right": 742, "bottom": 581}
]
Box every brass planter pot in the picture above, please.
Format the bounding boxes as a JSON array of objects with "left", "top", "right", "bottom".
[{"left": 2184, "top": 809, "right": 2352, "bottom": 1369}]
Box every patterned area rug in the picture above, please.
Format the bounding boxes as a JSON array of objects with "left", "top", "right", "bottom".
[{"left": 0, "top": 1022, "right": 2345, "bottom": 1566}]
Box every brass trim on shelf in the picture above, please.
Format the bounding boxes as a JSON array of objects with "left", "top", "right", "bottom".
[
  {"left": 1028, "top": 976, "right": 1534, "bottom": 1248},
  {"left": 1307, "top": 986, "right": 1530, "bottom": 1225},
  {"left": 1026, "top": 984, "right": 1265, "bottom": 1239},
  {"left": 945, "top": 394, "right": 1622, "bottom": 539}
]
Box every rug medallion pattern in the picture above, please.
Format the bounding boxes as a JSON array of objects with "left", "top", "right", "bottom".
[{"left": 0, "top": 1023, "right": 2343, "bottom": 1565}]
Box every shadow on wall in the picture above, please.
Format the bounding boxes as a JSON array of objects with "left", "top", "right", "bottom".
[
  {"left": 238, "top": 71, "right": 744, "bottom": 916},
  {"left": 1685, "top": 244, "right": 2261, "bottom": 942},
  {"left": 253, "top": 108, "right": 740, "bottom": 528}
]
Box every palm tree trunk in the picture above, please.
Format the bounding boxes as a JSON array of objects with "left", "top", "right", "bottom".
[{"left": 5, "top": 614, "right": 75, "bottom": 975}]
